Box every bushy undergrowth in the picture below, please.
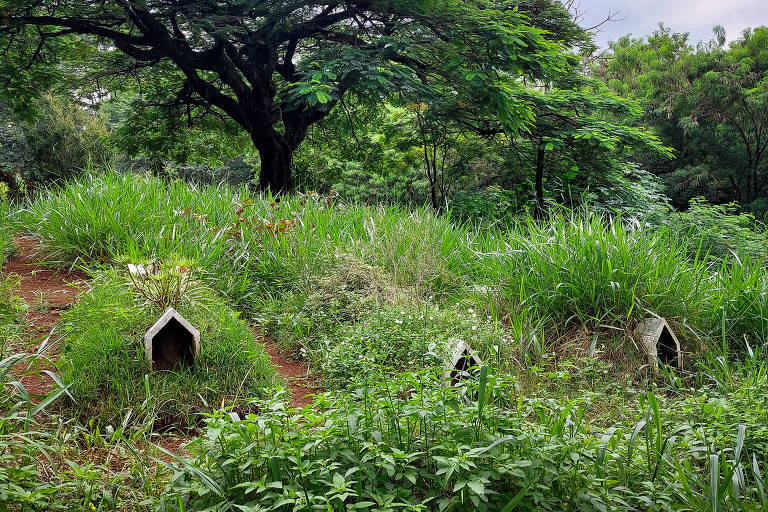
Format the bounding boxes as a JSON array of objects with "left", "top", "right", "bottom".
[
  {"left": 23, "top": 172, "right": 768, "bottom": 365},
  {"left": 161, "top": 368, "right": 768, "bottom": 511},
  {"left": 2, "top": 347, "right": 165, "bottom": 511},
  {"left": 59, "top": 272, "right": 278, "bottom": 430},
  {"left": 662, "top": 198, "right": 768, "bottom": 263}
]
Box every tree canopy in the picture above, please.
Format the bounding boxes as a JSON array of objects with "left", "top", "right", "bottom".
[
  {"left": 2, "top": 0, "right": 581, "bottom": 193},
  {"left": 598, "top": 25, "right": 768, "bottom": 212}
]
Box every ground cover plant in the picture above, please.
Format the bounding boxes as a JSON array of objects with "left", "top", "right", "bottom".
[
  {"left": 1, "top": 345, "right": 168, "bottom": 511},
  {"left": 58, "top": 268, "right": 278, "bottom": 431},
  {"left": 160, "top": 367, "right": 768, "bottom": 511}
]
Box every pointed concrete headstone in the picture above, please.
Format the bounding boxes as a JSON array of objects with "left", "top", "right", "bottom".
[
  {"left": 636, "top": 317, "right": 682, "bottom": 374},
  {"left": 443, "top": 340, "right": 482, "bottom": 385},
  {"left": 144, "top": 307, "right": 200, "bottom": 371}
]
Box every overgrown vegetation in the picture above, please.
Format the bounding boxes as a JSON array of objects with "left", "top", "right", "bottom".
[
  {"left": 162, "top": 367, "right": 768, "bottom": 511},
  {"left": 1, "top": 172, "right": 767, "bottom": 510},
  {"left": 23, "top": 173, "right": 768, "bottom": 363},
  {"left": 1, "top": 1, "right": 768, "bottom": 509},
  {"left": 59, "top": 270, "right": 278, "bottom": 430}
]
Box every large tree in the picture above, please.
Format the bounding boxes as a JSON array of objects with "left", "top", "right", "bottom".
[
  {"left": 1, "top": 0, "right": 570, "bottom": 193},
  {"left": 597, "top": 25, "right": 768, "bottom": 210}
]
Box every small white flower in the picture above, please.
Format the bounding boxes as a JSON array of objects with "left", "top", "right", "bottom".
[
  {"left": 468, "top": 308, "right": 474, "bottom": 313},
  {"left": 429, "top": 316, "right": 434, "bottom": 320},
  {"left": 471, "top": 325, "right": 477, "bottom": 331},
  {"left": 395, "top": 319, "right": 403, "bottom": 324}
]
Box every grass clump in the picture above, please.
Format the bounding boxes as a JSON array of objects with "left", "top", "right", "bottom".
[
  {"left": 2, "top": 348, "right": 163, "bottom": 511},
  {"left": 0, "top": 195, "right": 16, "bottom": 262},
  {"left": 0, "top": 272, "right": 26, "bottom": 359},
  {"left": 59, "top": 272, "right": 278, "bottom": 431}
]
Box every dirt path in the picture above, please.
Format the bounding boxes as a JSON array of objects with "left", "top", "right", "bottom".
[
  {"left": 2, "top": 236, "right": 88, "bottom": 395},
  {"left": 259, "top": 333, "right": 322, "bottom": 409}
]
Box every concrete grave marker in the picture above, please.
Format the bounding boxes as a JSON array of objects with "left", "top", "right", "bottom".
[
  {"left": 636, "top": 317, "right": 682, "bottom": 374},
  {"left": 443, "top": 340, "right": 482, "bottom": 385},
  {"left": 144, "top": 308, "right": 200, "bottom": 371}
]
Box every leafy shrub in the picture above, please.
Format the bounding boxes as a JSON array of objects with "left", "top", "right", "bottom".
[
  {"left": 22, "top": 94, "right": 112, "bottom": 186},
  {"left": 448, "top": 186, "right": 520, "bottom": 226},
  {"left": 160, "top": 369, "right": 612, "bottom": 512},
  {"left": 58, "top": 273, "right": 278, "bottom": 430},
  {"left": 662, "top": 198, "right": 768, "bottom": 263},
  {"left": 314, "top": 305, "right": 502, "bottom": 387},
  {"left": 160, "top": 369, "right": 768, "bottom": 511}
]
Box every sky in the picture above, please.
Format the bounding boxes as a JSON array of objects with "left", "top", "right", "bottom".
[{"left": 576, "top": 0, "right": 768, "bottom": 48}]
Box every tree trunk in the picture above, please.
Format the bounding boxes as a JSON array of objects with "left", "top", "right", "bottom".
[
  {"left": 534, "top": 142, "right": 545, "bottom": 218},
  {"left": 254, "top": 130, "right": 292, "bottom": 194}
]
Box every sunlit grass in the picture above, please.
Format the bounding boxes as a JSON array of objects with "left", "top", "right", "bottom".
[{"left": 21, "top": 171, "right": 768, "bottom": 362}]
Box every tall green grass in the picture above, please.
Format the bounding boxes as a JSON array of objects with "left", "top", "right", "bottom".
[
  {"left": 22, "top": 172, "right": 768, "bottom": 360},
  {"left": 0, "top": 196, "right": 15, "bottom": 263}
]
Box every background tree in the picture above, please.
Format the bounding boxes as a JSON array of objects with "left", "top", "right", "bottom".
[
  {"left": 512, "top": 86, "right": 672, "bottom": 215},
  {"left": 2, "top": 0, "right": 569, "bottom": 193},
  {"left": 598, "top": 25, "right": 768, "bottom": 213}
]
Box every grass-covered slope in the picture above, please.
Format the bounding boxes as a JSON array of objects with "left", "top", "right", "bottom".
[
  {"left": 7, "top": 172, "right": 768, "bottom": 511},
  {"left": 59, "top": 272, "right": 278, "bottom": 430}
]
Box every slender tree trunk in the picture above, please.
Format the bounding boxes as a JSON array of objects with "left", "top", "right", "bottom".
[
  {"left": 534, "top": 142, "right": 545, "bottom": 218},
  {"left": 752, "top": 161, "right": 760, "bottom": 203},
  {"left": 254, "top": 130, "right": 292, "bottom": 194},
  {"left": 744, "top": 157, "right": 753, "bottom": 204}
]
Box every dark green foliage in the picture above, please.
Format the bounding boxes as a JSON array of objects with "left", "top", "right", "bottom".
[
  {"left": 661, "top": 198, "right": 768, "bottom": 263},
  {"left": 21, "top": 94, "right": 112, "bottom": 186},
  {"left": 2, "top": 0, "right": 574, "bottom": 192},
  {"left": 598, "top": 25, "right": 768, "bottom": 210}
]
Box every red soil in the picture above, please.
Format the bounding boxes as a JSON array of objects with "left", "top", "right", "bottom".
[
  {"left": 3, "top": 237, "right": 88, "bottom": 396},
  {"left": 260, "top": 334, "right": 322, "bottom": 409}
]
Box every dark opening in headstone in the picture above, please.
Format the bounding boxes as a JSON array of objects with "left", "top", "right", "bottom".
[
  {"left": 152, "top": 317, "right": 194, "bottom": 371},
  {"left": 144, "top": 307, "right": 201, "bottom": 372},
  {"left": 636, "top": 317, "right": 682, "bottom": 374},
  {"left": 656, "top": 325, "right": 679, "bottom": 367},
  {"left": 443, "top": 340, "right": 482, "bottom": 385}
]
